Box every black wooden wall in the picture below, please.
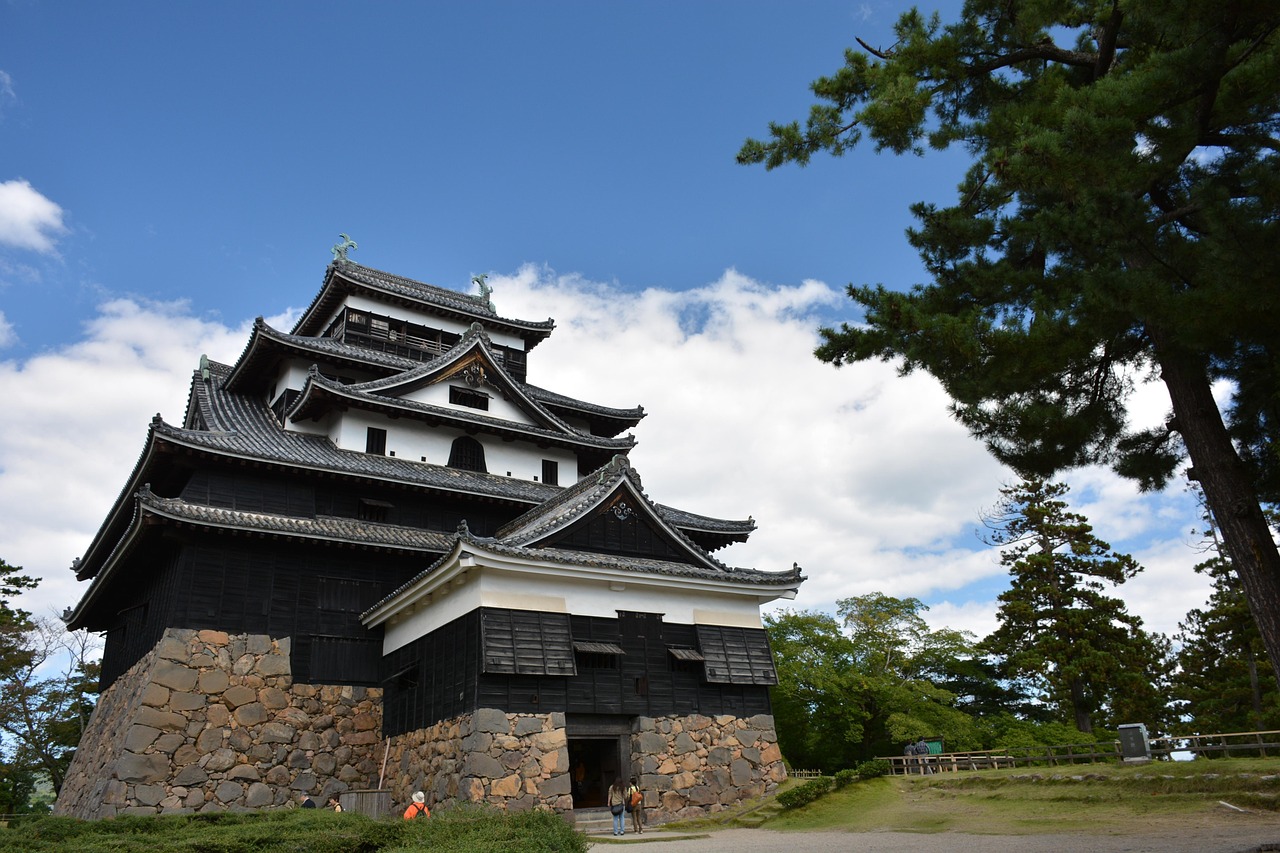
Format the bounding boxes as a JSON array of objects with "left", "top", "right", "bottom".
[
  {"left": 96, "top": 535, "right": 423, "bottom": 691},
  {"left": 380, "top": 607, "right": 774, "bottom": 737}
]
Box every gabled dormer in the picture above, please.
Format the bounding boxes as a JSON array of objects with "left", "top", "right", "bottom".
[
  {"left": 283, "top": 325, "right": 636, "bottom": 479},
  {"left": 497, "top": 455, "right": 728, "bottom": 570}
]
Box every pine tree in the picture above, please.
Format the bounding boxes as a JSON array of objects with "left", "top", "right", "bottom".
[
  {"left": 738, "top": 0, "right": 1280, "bottom": 686},
  {"left": 1173, "top": 513, "right": 1280, "bottom": 733},
  {"left": 980, "top": 480, "right": 1171, "bottom": 733}
]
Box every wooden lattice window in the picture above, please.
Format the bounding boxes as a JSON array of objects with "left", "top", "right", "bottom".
[
  {"left": 448, "top": 436, "right": 486, "bottom": 472},
  {"left": 366, "top": 427, "right": 387, "bottom": 455},
  {"left": 449, "top": 386, "right": 489, "bottom": 411}
]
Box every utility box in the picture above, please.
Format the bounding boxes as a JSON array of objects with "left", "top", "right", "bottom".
[{"left": 1118, "top": 723, "right": 1151, "bottom": 762}]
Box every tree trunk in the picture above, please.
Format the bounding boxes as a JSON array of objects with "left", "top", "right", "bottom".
[
  {"left": 1070, "top": 676, "right": 1093, "bottom": 734},
  {"left": 1151, "top": 329, "right": 1280, "bottom": 688}
]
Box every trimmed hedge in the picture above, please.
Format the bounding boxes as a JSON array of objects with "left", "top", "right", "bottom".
[
  {"left": 776, "top": 776, "right": 833, "bottom": 809},
  {"left": 856, "top": 759, "right": 890, "bottom": 779}
]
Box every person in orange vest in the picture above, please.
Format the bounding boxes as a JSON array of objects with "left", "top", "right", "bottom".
[{"left": 403, "top": 790, "right": 430, "bottom": 819}]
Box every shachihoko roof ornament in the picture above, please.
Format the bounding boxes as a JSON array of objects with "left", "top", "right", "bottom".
[
  {"left": 471, "top": 274, "right": 494, "bottom": 311},
  {"left": 331, "top": 233, "right": 358, "bottom": 262}
]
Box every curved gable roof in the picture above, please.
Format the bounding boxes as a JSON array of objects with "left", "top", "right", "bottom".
[{"left": 495, "top": 456, "right": 728, "bottom": 572}]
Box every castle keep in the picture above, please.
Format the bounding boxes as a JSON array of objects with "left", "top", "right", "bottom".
[{"left": 56, "top": 255, "right": 802, "bottom": 821}]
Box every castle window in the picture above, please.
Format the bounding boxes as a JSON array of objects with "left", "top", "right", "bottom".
[
  {"left": 365, "top": 427, "right": 387, "bottom": 455},
  {"left": 573, "top": 640, "right": 624, "bottom": 671},
  {"left": 357, "top": 498, "right": 392, "bottom": 523},
  {"left": 481, "top": 610, "right": 576, "bottom": 675},
  {"left": 448, "top": 436, "right": 486, "bottom": 472},
  {"left": 449, "top": 386, "right": 489, "bottom": 410},
  {"left": 542, "top": 460, "right": 559, "bottom": 486},
  {"left": 668, "top": 646, "right": 705, "bottom": 675},
  {"left": 695, "top": 625, "right": 778, "bottom": 685}
]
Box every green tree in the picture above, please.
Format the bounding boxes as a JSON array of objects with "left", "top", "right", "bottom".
[
  {"left": 1173, "top": 513, "right": 1280, "bottom": 733},
  {"left": 767, "top": 596, "right": 996, "bottom": 769},
  {"left": 980, "top": 480, "right": 1172, "bottom": 733},
  {"left": 0, "top": 617, "right": 101, "bottom": 796},
  {"left": 764, "top": 609, "right": 867, "bottom": 771},
  {"left": 738, "top": 0, "right": 1280, "bottom": 685},
  {"left": 0, "top": 559, "right": 37, "bottom": 674}
]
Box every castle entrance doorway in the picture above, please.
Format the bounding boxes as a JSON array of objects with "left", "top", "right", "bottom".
[{"left": 566, "top": 715, "right": 632, "bottom": 809}]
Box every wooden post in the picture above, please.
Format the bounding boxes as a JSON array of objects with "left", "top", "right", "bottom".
[{"left": 377, "top": 737, "right": 390, "bottom": 790}]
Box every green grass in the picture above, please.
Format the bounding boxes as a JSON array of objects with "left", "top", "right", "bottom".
[
  {"left": 660, "top": 757, "right": 1280, "bottom": 837},
  {"left": 756, "top": 758, "right": 1280, "bottom": 835},
  {"left": 0, "top": 804, "right": 588, "bottom": 853}
]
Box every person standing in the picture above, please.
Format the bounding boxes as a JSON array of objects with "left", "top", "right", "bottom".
[
  {"left": 627, "top": 776, "right": 644, "bottom": 834},
  {"left": 298, "top": 792, "right": 317, "bottom": 809},
  {"left": 403, "top": 790, "right": 430, "bottom": 820},
  {"left": 607, "top": 777, "right": 627, "bottom": 836}
]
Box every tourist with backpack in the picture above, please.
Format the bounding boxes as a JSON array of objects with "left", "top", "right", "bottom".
[{"left": 403, "top": 790, "right": 430, "bottom": 820}]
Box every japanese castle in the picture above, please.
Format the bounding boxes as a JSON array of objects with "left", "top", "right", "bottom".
[{"left": 56, "top": 249, "right": 802, "bottom": 821}]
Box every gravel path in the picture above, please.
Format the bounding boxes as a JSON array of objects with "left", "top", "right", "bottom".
[{"left": 588, "top": 823, "right": 1280, "bottom": 853}]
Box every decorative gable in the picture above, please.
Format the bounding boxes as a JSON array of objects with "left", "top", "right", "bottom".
[{"left": 536, "top": 491, "right": 690, "bottom": 562}]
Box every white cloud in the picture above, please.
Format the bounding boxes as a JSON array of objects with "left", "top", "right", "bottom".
[
  {"left": 0, "top": 299, "right": 248, "bottom": 620},
  {"left": 0, "top": 311, "right": 14, "bottom": 349},
  {"left": 0, "top": 179, "right": 68, "bottom": 253},
  {"left": 0, "top": 268, "right": 1211, "bottom": 645}
]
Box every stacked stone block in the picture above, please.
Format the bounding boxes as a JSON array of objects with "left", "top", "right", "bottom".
[
  {"left": 632, "top": 713, "right": 785, "bottom": 821},
  {"left": 56, "top": 629, "right": 383, "bottom": 818},
  {"left": 388, "top": 709, "right": 571, "bottom": 813}
]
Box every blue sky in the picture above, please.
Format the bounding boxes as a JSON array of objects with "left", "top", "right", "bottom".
[{"left": 0, "top": 2, "right": 1212, "bottom": 644}]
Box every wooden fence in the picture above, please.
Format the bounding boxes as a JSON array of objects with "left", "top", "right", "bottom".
[{"left": 877, "top": 729, "right": 1280, "bottom": 776}]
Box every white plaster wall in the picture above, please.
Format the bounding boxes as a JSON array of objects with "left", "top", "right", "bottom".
[
  {"left": 381, "top": 566, "right": 766, "bottom": 654},
  {"left": 399, "top": 383, "right": 536, "bottom": 426},
  {"left": 294, "top": 411, "right": 577, "bottom": 483}
]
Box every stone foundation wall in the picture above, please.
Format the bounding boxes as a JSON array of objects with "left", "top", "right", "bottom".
[
  {"left": 387, "top": 709, "right": 571, "bottom": 814},
  {"left": 386, "top": 708, "right": 783, "bottom": 822},
  {"left": 632, "top": 713, "right": 785, "bottom": 821},
  {"left": 55, "top": 629, "right": 384, "bottom": 818}
]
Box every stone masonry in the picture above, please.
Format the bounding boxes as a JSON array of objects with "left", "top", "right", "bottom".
[
  {"left": 57, "top": 629, "right": 785, "bottom": 822},
  {"left": 56, "top": 629, "right": 384, "bottom": 818},
  {"left": 633, "top": 713, "right": 786, "bottom": 821},
  {"left": 387, "top": 709, "right": 573, "bottom": 814},
  {"left": 386, "top": 709, "right": 784, "bottom": 823}
]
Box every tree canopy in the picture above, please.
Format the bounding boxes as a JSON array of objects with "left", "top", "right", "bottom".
[
  {"left": 980, "top": 480, "right": 1172, "bottom": 733},
  {"left": 740, "top": 0, "right": 1280, "bottom": 682}
]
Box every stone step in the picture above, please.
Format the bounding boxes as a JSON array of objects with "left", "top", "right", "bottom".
[{"left": 574, "top": 806, "right": 649, "bottom": 835}]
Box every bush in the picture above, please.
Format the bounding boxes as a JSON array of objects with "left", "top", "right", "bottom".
[
  {"left": 776, "top": 777, "right": 832, "bottom": 809},
  {"left": 0, "top": 807, "right": 589, "bottom": 853},
  {"left": 856, "top": 759, "right": 890, "bottom": 780},
  {"left": 832, "top": 768, "right": 858, "bottom": 789}
]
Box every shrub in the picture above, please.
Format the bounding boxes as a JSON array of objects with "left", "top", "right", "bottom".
[
  {"left": 776, "top": 777, "right": 832, "bottom": 809},
  {"left": 0, "top": 807, "right": 589, "bottom": 853},
  {"left": 856, "top": 759, "right": 890, "bottom": 780},
  {"left": 832, "top": 768, "right": 858, "bottom": 789}
]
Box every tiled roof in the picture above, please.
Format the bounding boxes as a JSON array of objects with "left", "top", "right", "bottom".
[
  {"left": 292, "top": 261, "right": 555, "bottom": 343},
  {"left": 521, "top": 382, "right": 644, "bottom": 422},
  {"left": 141, "top": 488, "right": 455, "bottom": 551},
  {"left": 163, "top": 363, "right": 568, "bottom": 502},
  {"left": 495, "top": 455, "right": 730, "bottom": 572},
  {"left": 285, "top": 328, "right": 635, "bottom": 452},
  {"left": 222, "top": 319, "right": 644, "bottom": 431},
  {"left": 364, "top": 524, "right": 804, "bottom": 621},
  {"left": 67, "top": 487, "right": 455, "bottom": 629}
]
